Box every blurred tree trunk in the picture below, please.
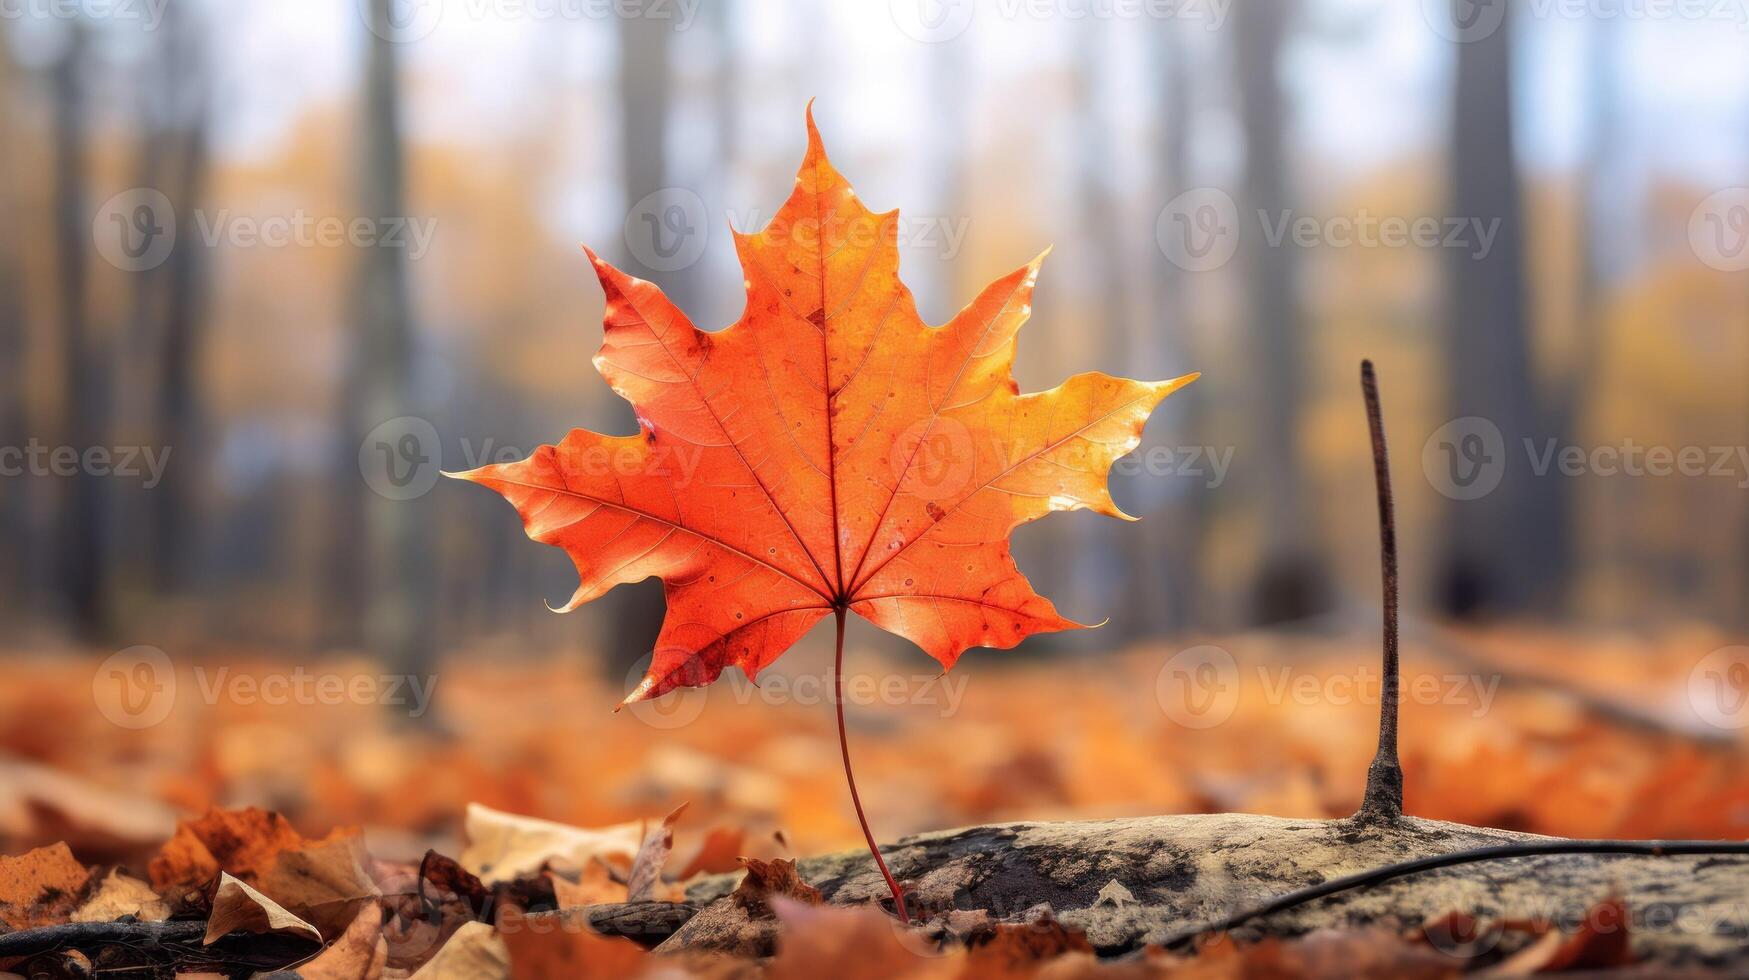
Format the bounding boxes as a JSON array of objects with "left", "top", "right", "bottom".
[
  {"left": 148, "top": 3, "right": 213, "bottom": 597},
  {"left": 1068, "top": 23, "right": 1131, "bottom": 634},
  {"left": 1141, "top": 17, "right": 1202, "bottom": 636},
  {"left": 1436, "top": 3, "right": 1562, "bottom": 617},
  {"left": 329, "top": 0, "right": 431, "bottom": 669},
  {"left": 1233, "top": 0, "right": 1326, "bottom": 625},
  {"left": 606, "top": 14, "right": 680, "bottom": 665},
  {"left": 0, "top": 23, "right": 30, "bottom": 606},
  {"left": 52, "top": 23, "right": 112, "bottom": 641},
  {"left": 1551, "top": 14, "right": 1615, "bottom": 613}
]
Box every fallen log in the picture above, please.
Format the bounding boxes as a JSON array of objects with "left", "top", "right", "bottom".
[{"left": 669, "top": 812, "right": 1749, "bottom": 967}]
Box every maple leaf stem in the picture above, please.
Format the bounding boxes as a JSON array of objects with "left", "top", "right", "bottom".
[
  {"left": 833, "top": 606, "right": 910, "bottom": 923},
  {"left": 1356, "top": 359, "right": 1404, "bottom": 823}
]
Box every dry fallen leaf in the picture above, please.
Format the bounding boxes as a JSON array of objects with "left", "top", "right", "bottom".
[
  {"left": 499, "top": 906, "right": 647, "bottom": 980},
  {"left": 626, "top": 803, "right": 687, "bottom": 903},
  {"left": 550, "top": 859, "right": 625, "bottom": 908},
  {"left": 0, "top": 840, "right": 90, "bottom": 930},
  {"left": 455, "top": 108, "right": 1196, "bottom": 704},
  {"left": 296, "top": 900, "right": 389, "bottom": 980},
  {"left": 676, "top": 827, "right": 748, "bottom": 880},
  {"left": 730, "top": 857, "right": 821, "bottom": 919},
  {"left": 766, "top": 898, "right": 957, "bottom": 980},
  {"left": 264, "top": 830, "right": 381, "bottom": 938},
  {"left": 150, "top": 807, "right": 304, "bottom": 893},
  {"left": 0, "top": 758, "right": 178, "bottom": 861},
  {"left": 962, "top": 914, "right": 1094, "bottom": 974},
  {"left": 408, "top": 919, "right": 511, "bottom": 980},
  {"left": 204, "top": 871, "right": 321, "bottom": 945},
  {"left": 1241, "top": 928, "right": 1460, "bottom": 979},
  {"left": 148, "top": 806, "right": 378, "bottom": 938},
  {"left": 70, "top": 867, "right": 170, "bottom": 923},
  {"left": 459, "top": 802, "right": 643, "bottom": 885},
  {"left": 1484, "top": 894, "right": 1635, "bottom": 976}
]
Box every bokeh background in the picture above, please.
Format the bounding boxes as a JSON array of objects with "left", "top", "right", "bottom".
[{"left": 1, "top": 0, "right": 1747, "bottom": 863}]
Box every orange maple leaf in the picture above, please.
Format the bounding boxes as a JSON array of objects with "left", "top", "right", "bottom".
[{"left": 455, "top": 110, "right": 1196, "bottom": 704}]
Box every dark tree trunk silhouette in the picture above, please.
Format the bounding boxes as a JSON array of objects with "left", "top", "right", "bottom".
[
  {"left": 52, "top": 24, "right": 111, "bottom": 640},
  {"left": 0, "top": 22, "right": 30, "bottom": 606},
  {"left": 148, "top": 3, "right": 213, "bottom": 596},
  {"left": 1140, "top": 16, "right": 1203, "bottom": 636},
  {"left": 1233, "top": 0, "right": 1326, "bottom": 625},
  {"left": 330, "top": 0, "right": 431, "bottom": 669},
  {"left": 1437, "top": 2, "right": 1561, "bottom": 617}
]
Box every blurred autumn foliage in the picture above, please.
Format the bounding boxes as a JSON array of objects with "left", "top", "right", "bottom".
[{"left": 3, "top": 625, "right": 1743, "bottom": 873}]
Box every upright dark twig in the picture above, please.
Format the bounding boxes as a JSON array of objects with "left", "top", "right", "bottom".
[{"left": 1357, "top": 360, "right": 1403, "bottom": 823}]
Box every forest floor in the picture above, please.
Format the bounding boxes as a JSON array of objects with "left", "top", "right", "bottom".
[{"left": 0, "top": 624, "right": 1744, "bottom": 976}]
